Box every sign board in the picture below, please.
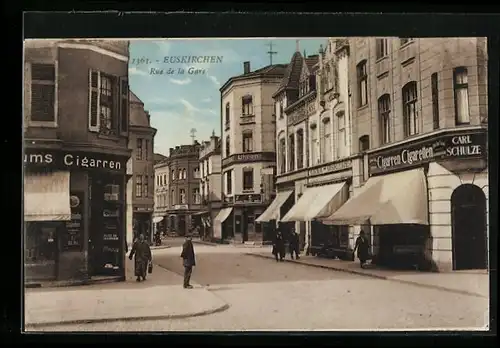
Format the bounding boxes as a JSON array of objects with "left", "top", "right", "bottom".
[
  {"left": 234, "top": 194, "right": 262, "bottom": 205},
  {"left": 63, "top": 191, "right": 84, "bottom": 251},
  {"left": 308, "top": 159, "right": 352, "bottom": 178},
  {"left": 24, "top": 149, "right": 128, "bottom": 173},
  {"left": 368, "top": 129, "right": 487, "bottom": 175},
  {"left": 222, "top": 152, "right": 275, "bottom": 168}
]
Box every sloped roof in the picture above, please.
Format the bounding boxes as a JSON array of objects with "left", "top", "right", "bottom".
[
  {"left": 304, "top": 55, "right": 319, "bottom": 72},
  {"left": 129, "top": 91, "right": 143, "bottom": 105},
  {"left": 274, "top": 51, "right": 304, "bottom": 97},
  {"left": 220, "top": 63, "right": 288, "bottom": 92}
]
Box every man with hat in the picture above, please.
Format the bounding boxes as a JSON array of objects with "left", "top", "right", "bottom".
[{"left": 180, "top": 232, "right": 196, "bottom": 288}]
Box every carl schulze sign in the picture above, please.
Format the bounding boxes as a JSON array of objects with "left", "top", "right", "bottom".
[
  {"left": 24, "top": 149, "right": 127, "bottom": 173},
  {"left": 369, "top": 129, "right": 487, "bottom": 175}
]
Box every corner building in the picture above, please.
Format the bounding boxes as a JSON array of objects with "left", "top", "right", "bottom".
[
  {"left": 219, "top": 62, "right": 286, "bottom": 243},
  {"left": 325, "top": 37, "right": 488, "bottom": 271},
  {"left": 24, "top": 40, "right": 131, "bottom": 282}
]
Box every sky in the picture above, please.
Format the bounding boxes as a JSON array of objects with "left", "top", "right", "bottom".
[{"left": 129, "top": 38, "right": 328, "bottom": 156}]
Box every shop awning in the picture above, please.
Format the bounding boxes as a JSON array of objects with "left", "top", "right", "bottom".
[
  {"left": 281, "top": 182, "right": 348, "bottom": 222},
  {"left": 321, "top": 168, "right": 429, "bottom": 226},
  {"left": 152, "top": 216, "right": 164, "bottom": 223},
  {"left": 213, "top": 207, "right": 233, "bottom": 239},
  {"left": 24, "top": 171, "right": 71, "bottom": 222},
  {"left": 256, "top": 190, "right": 293, "bottom": 222}
]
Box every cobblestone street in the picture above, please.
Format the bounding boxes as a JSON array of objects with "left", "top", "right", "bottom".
[{"left": 33, "top": 244, "right": 489, "bottom": 331}]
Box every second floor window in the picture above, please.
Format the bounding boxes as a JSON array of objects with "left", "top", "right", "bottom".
[
  {"left": 279, "top": 137, "right": 286, "bottom": 174},
  {"left": 279, "top": 100, "right": 284, "bottom": 117},
  {"left": 357, "top": 61, "right": 368, "bottom": 107},
  {"left": 243, "top": 168, "right": 254, "bottom": 191},
  {"left": 225, "top": 136, "right": 230, "bottom": 157},
  {"left": 242, "top": 131, "right": 253, "bottom": 152},
  {"left": 402, "top": 81, "right": 419, "bottom": 137},
  {"left": 226, "top": 170, "right": 232, "bottom": 195},
  {"left": 400, "top": 38, "right": 414, "bottom": 46},
  {"left": 136, "top": 139, "right": 143, "bottom": 160},
  {"left": 30, "top": 63, "right": 56, "bottom": 122},
  {"left": 136, "top": 176, "right": 143, "bottom": 197},
  {"left": 144, "top": 139, "right": 149, "bottom": 160},
  {"left": 225, "top": 103, "right": 230, "bottom": 125},
  {"left": 192, "top": 188, "right": 200, "bottom": 204},
  {"left": 321, "top": 119, "right": 332, "bottom": 163},
  {"left": 337, "top": 113, "right": 346, "bottom": 158},
  {"left": 431, "top": 73, "right": 440, "bottom": 129},
  {"left": 171, "top": 169, "right": 175, "bottom": 180},
  {"left": 242, "top": 95, "right": 253, "bottom": 115},
  {"left": 288, "top": 134, "right": 295, "bottom": 171},
  {"left": 193, "top": 167, "right": 200, "bottom": 179},
  {"left": 378, "top": 94, "right": 391, "bottom": 144},
  {"left": 170, "top": 189, "right": 175, "bottom": 204},
  {"left": 376, "top": 39, "right": 389, "bottom": 59},
  {"left": 144, "top": 175, "right": 149, "bottom": 197},
  {"left": 88, "top": 70, "right": 128, "bottom": 133},
  {"left": 310, "top": 125, "right": 319, "bottom": 165},
  {"left": 179, "top": 189, "right": 186, "bottom": 204},
  {"left": 296, "top": 129, "right": 304, "bottom": 169},
  {"left": 454, "top": 67, "right": 470, "bottom": 124},
  {"left": 359, "top": 135, "right": 370, "bottom": 152}
]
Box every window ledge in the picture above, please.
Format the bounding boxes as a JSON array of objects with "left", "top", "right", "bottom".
[
  {"left": 26, "top": 121, "right": 58, "bottom": 128},
  {"left": 357, "top": 104, "right": 369, "bottom": 111}
]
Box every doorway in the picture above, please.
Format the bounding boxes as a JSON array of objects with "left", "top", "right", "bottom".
[{"left": 451, "top": 184, "right": 488, "bottom": 270}]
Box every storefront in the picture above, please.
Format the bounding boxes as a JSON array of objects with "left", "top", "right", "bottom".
[
  {"left": 166, "top": 205, "right": 201, "bottom": 236},
  {"left": 24, "top": 148, "right": 129, "bottom": 282},
  {"left": 322, "top": 126, "right": 488, "bottom": 271},
  {"left": 282, "top": 158, "right": 353, "bottom": 258},
  {"left": 221, "top": 194, "right": 265, "bottom": 243},
  {"left": 133, "top": 206, "right": 153, "bottom": 242},
  {"left": 256, "top": 189, "right": 294, "bottom": 243}
]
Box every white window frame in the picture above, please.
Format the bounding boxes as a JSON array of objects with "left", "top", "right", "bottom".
[
  {"left": 26, "top": 61, "right": 59, "bottom": 128},
  {"left": 88, "top": 69, "right": 101, "bottom": 132}
]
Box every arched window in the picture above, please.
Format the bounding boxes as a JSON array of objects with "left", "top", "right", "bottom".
[
  {"left": 310, "top": 122, "right": 319, "bottom": 165},
  {"left": 357, "top": 60, "right": 368, "bottom": 107},
  {"left": 402, "top": 81, "right": 418, "bottom": 137},
  {"left": 225, "top": 135, "right": 230, "bottom": 157},
  {"left": 288, "top": 134, "right": 295, "bottom": 171},
  {"left": 225, "top": 103, "right": 230, "bottom": 126},
  {"left": 378, "top": 94, "right": 391, "bottom": 144},
  {"left": 278, "top": 136, "right": 286, "bottom": 174},
  {"left": 336, "top": 111, "right": 346, "bottom": 158}
]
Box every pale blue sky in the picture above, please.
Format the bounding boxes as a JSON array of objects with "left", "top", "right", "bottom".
[{"left": 129, "top": 38, "right": 327, "bottom": 156}]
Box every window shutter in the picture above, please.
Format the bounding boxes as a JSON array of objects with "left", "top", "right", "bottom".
[
  {"left": 119, "top": 77, "right": 129, "bottom": 134},
  {"left": 24, "top": 62, "right": 32, "bottom": 126},
  {"left": 88, "top": 69, "right": 100, "bottom": 132}
]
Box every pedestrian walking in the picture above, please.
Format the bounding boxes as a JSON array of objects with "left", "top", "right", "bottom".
[
  {"left": 272, "top": 226, "right": 285, "bottom": 262},
  {"left": 353, "top": 230, "right": 370, "bottom": 269},
  {"left": 180, "top": 233, "right": 196, "bottom": 289},
  {"left": 289, "top": 229, "right": 300, "bottom": 260},
  {"left": 129, "top": 234, "right": 152, "bottom": 282}
]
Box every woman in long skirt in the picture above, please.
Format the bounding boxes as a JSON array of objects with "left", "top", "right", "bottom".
[{"left": 129, "top": 234, "right": 152, "bottom": 281}]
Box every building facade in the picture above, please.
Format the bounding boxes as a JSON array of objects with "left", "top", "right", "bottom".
[
  {"left": 199, "top": 132, "right": 223, "bottom": 241},
  {"left": 325, "top": 37, "right": 489, "bottom": 272},
  {"left": 165, "top": 143, "right": 202, "bottom": 236},
  {"left": 153, "top": 158, "right": 170, "bottom": 235},
  {"left": 24, "top": 39, "right": 131, "bottom": 283},
  {"left": 127, "top": 92, "right": 156, "bottom": 245},
  {"left": 219, "top": 61, "right": 287, "bottom": 243},
  {"left": 258, "top": 40, "right": 358, "bottom": 257}
]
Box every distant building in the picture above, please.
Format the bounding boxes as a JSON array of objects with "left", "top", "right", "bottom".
[
  {"left": 126, "top": 91, "right": 157, "bottom": 246},
  {"left": 165, "top": 143, "right": 202, "bottom": 236},
  {"left": 154, "top": 153, "right": 168, "bottom": 164},
  {"left": 198, "top": 132, "right": 222, "bottom": 241},
  {"left": 153, "top": 158, "right": 170, "bottom": 235},
  {"left": 219, "top": 61, "right": 287, "bottom": 243}
]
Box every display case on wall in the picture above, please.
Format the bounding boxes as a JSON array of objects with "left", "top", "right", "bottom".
[{"left": 101, "top": 183, "right": 122, "bottom": 274}]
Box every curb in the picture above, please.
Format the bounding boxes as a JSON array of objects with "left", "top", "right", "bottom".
[
  {"left": 151, "top": 245, "right": 172, "bottom": 250},
  {"left": 193, "top": 240, "right": 219, "bottom": 246},
  {"left": 25, "top": 276, "right": 124, "bottom": 289},
  {"left": 245, "top": 253, "right": 487, "bottom": 299},
  {"left": 25, "top": 303, "right": 230, "bottom": 328}
]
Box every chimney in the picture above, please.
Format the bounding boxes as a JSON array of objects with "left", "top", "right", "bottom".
[{"left": 243, "top": 61, "right": 250, "bottom": 74}]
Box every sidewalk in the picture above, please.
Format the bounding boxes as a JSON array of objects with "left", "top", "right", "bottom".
[
  {"left": 25, "top": 258, "right": 229, "bottom": 328},
  {"left": 246, "top": 252, "right": 489, "bottom": 299}
]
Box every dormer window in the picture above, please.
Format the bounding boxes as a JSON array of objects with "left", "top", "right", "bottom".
[{"left": 299, "top": 79, "right": 308, "bottom": 98}]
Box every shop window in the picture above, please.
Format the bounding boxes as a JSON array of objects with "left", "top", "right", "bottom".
[
  {"left": 30, "top": 63, "right": 56, "bottom": 123},
  {"left": 454, "top": 67, "right": 470, "bottom": 125},
  {"left": 402, "top": 81, "right": 419, "bottom": 137},
  {"left": 378, "top": 94, "right": 391, "bottom": 144},
  {"left": 24, "top": 222, "right": 59, "bottom": 264}
]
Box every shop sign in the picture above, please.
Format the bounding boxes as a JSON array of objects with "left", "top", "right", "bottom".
[
  {"left": 222, "top": 152, "right": 275, "bottom": 168},
  {"left": 63, "top": 191, "right": 84, "bottom": 251},
  {"left": 308, "top": 159, "right": 352, "bottom": 177},
  {"left": 134, "top": 206, "right": 153, "bottom": 212},
  {"left": 234, "top": 194, "right": 262, "bottom": 204},
  {"left": 369, "top": 129, "right": 487, "bottom": 175},
  {"left": 24, "top": 149, "right": 127, "bottom": 173},
  {"left": 174, "top": 204, "right": 188, "bottom": 210}
]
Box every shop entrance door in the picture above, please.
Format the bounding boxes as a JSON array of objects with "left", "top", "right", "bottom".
[
  {"left": 451, "top": 184, "right": 488, "bottom": 270},
  {"left": 88, "top": 176, "right": 104, "bottom": 276}
]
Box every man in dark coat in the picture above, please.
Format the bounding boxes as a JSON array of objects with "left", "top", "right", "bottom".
[
  {"left": 180, "top": 234, "right": 196, "bottom": 288},
  {"left": 272, "top": 225, "right": 285, "bottom": 262},
  {"left": 289, "top": 229, "right": 300, "bottom": 260},
  {"left": 129, "top": 234, "right": 152, "bottom": 282},
  {"left": 353, "top": 230, "right": 370, "bottom": 268}
]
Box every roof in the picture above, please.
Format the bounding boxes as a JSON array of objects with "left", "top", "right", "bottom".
[
  {"left": 154, "top": 153, "right": 168, "bottom": 164},
  {"left": 129, "top": 91, "right": 143, "bottom": 105},
  {"left": 273, "top": 51, "right": 304, "bottom": 97},
  {"left": 220, "top": 63, "right": 288, "bottom": 92}
]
